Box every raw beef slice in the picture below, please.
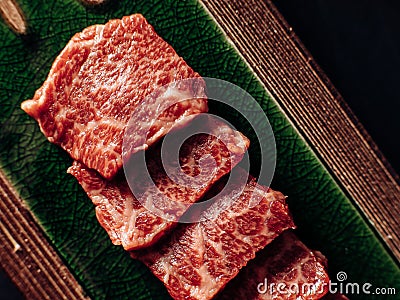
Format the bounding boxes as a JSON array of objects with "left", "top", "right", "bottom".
[
  {"left": 22, "top": 14, "right": 208, "bottom": 179},
  {"left": 132, "top": 168, "right": 295, "bottom": 300},
  {"left": 217, "top": 230, "right": 330, "bottom": 300},
  {"left": 68, "top": 116, "right": 250, "bottom": 250}
]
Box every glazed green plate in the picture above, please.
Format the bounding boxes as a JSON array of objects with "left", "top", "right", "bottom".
[{"left": 0, "top": 0, "right": 398, "bottom": 299}]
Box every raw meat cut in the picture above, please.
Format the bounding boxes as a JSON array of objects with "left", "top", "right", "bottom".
[
  {"left": 68, "top": 116, "right": 250, "bottom": 250},
  {"left": 22, "top": 14, "right": 208, "bottom": 179},
  {"left": 217, "top": 230, "right": 330, "bottom": 300},
  {"left": 132, "top": 168, "right": 295, "bottom": 300}
]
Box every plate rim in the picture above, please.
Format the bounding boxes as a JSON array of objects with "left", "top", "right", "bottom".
[
  {"left": 200, "top": 0, "right": 400, "bottom": 261},
  {"left": 0, "top": 0, "right": 399, "bottom": 298}
]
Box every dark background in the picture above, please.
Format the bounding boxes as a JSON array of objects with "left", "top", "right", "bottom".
[
  {"left": 273, "top": 0, "right": 400, "bottom": 174},
  {"left": 1, "top": 0, "right": 399, "bottom": 298}
]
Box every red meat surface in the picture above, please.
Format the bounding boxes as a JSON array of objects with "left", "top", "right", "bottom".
[
  {"left": 132, "top": 168, "right": 295, "bottom": 300},
  {"left": 22, "top": 14, "right": 207, "bottom": 179},
  {"left": 68, "top": 117, "right": 249, "bottom": 250},
  {"left": 217, "top": 230, "right": 330, "bottom": 300}
]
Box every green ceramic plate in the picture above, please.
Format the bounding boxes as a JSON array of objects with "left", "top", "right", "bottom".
[{"left": 0, "top": 0, "right": 398, "bottom": 299}]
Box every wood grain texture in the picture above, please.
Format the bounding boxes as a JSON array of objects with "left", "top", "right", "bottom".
[
  {"left": 0, "top": 0, "right": 398, "bottom": 298},
  {"left": 199, "top": 0, "right": 399, "bottom": 260},
  {"left": 0, "top": 170, "right": 88, "bottom": 299},
  {"left": 0, "top": 0, "right": 26, "bottom": 34}
]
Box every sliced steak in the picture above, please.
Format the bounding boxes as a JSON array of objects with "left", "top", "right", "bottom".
[
  {"left": 217, "top": 230, "right": 330, "bottom": 300},
  {"left": 132, "top": 168, "right": 295, "bottom": 300},
  {"left": 68, "top": 117, "right": 249, "bottom": 250},
  {"left": 22, "top": 14, "right": 207, "bottom": 179}
]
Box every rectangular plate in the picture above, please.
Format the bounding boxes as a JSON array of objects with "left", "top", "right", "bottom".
[{"left": 0, "top": 0, "right": 399, "bottom": 299}]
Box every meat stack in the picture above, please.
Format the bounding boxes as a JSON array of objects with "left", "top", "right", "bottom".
[{"left": 22, "top": 14, "right": 331, "bottom": 300}]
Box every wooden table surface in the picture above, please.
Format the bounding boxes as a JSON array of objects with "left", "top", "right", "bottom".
[{"left": 0, "top": 0, "right": 399, "bottom": 298}]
